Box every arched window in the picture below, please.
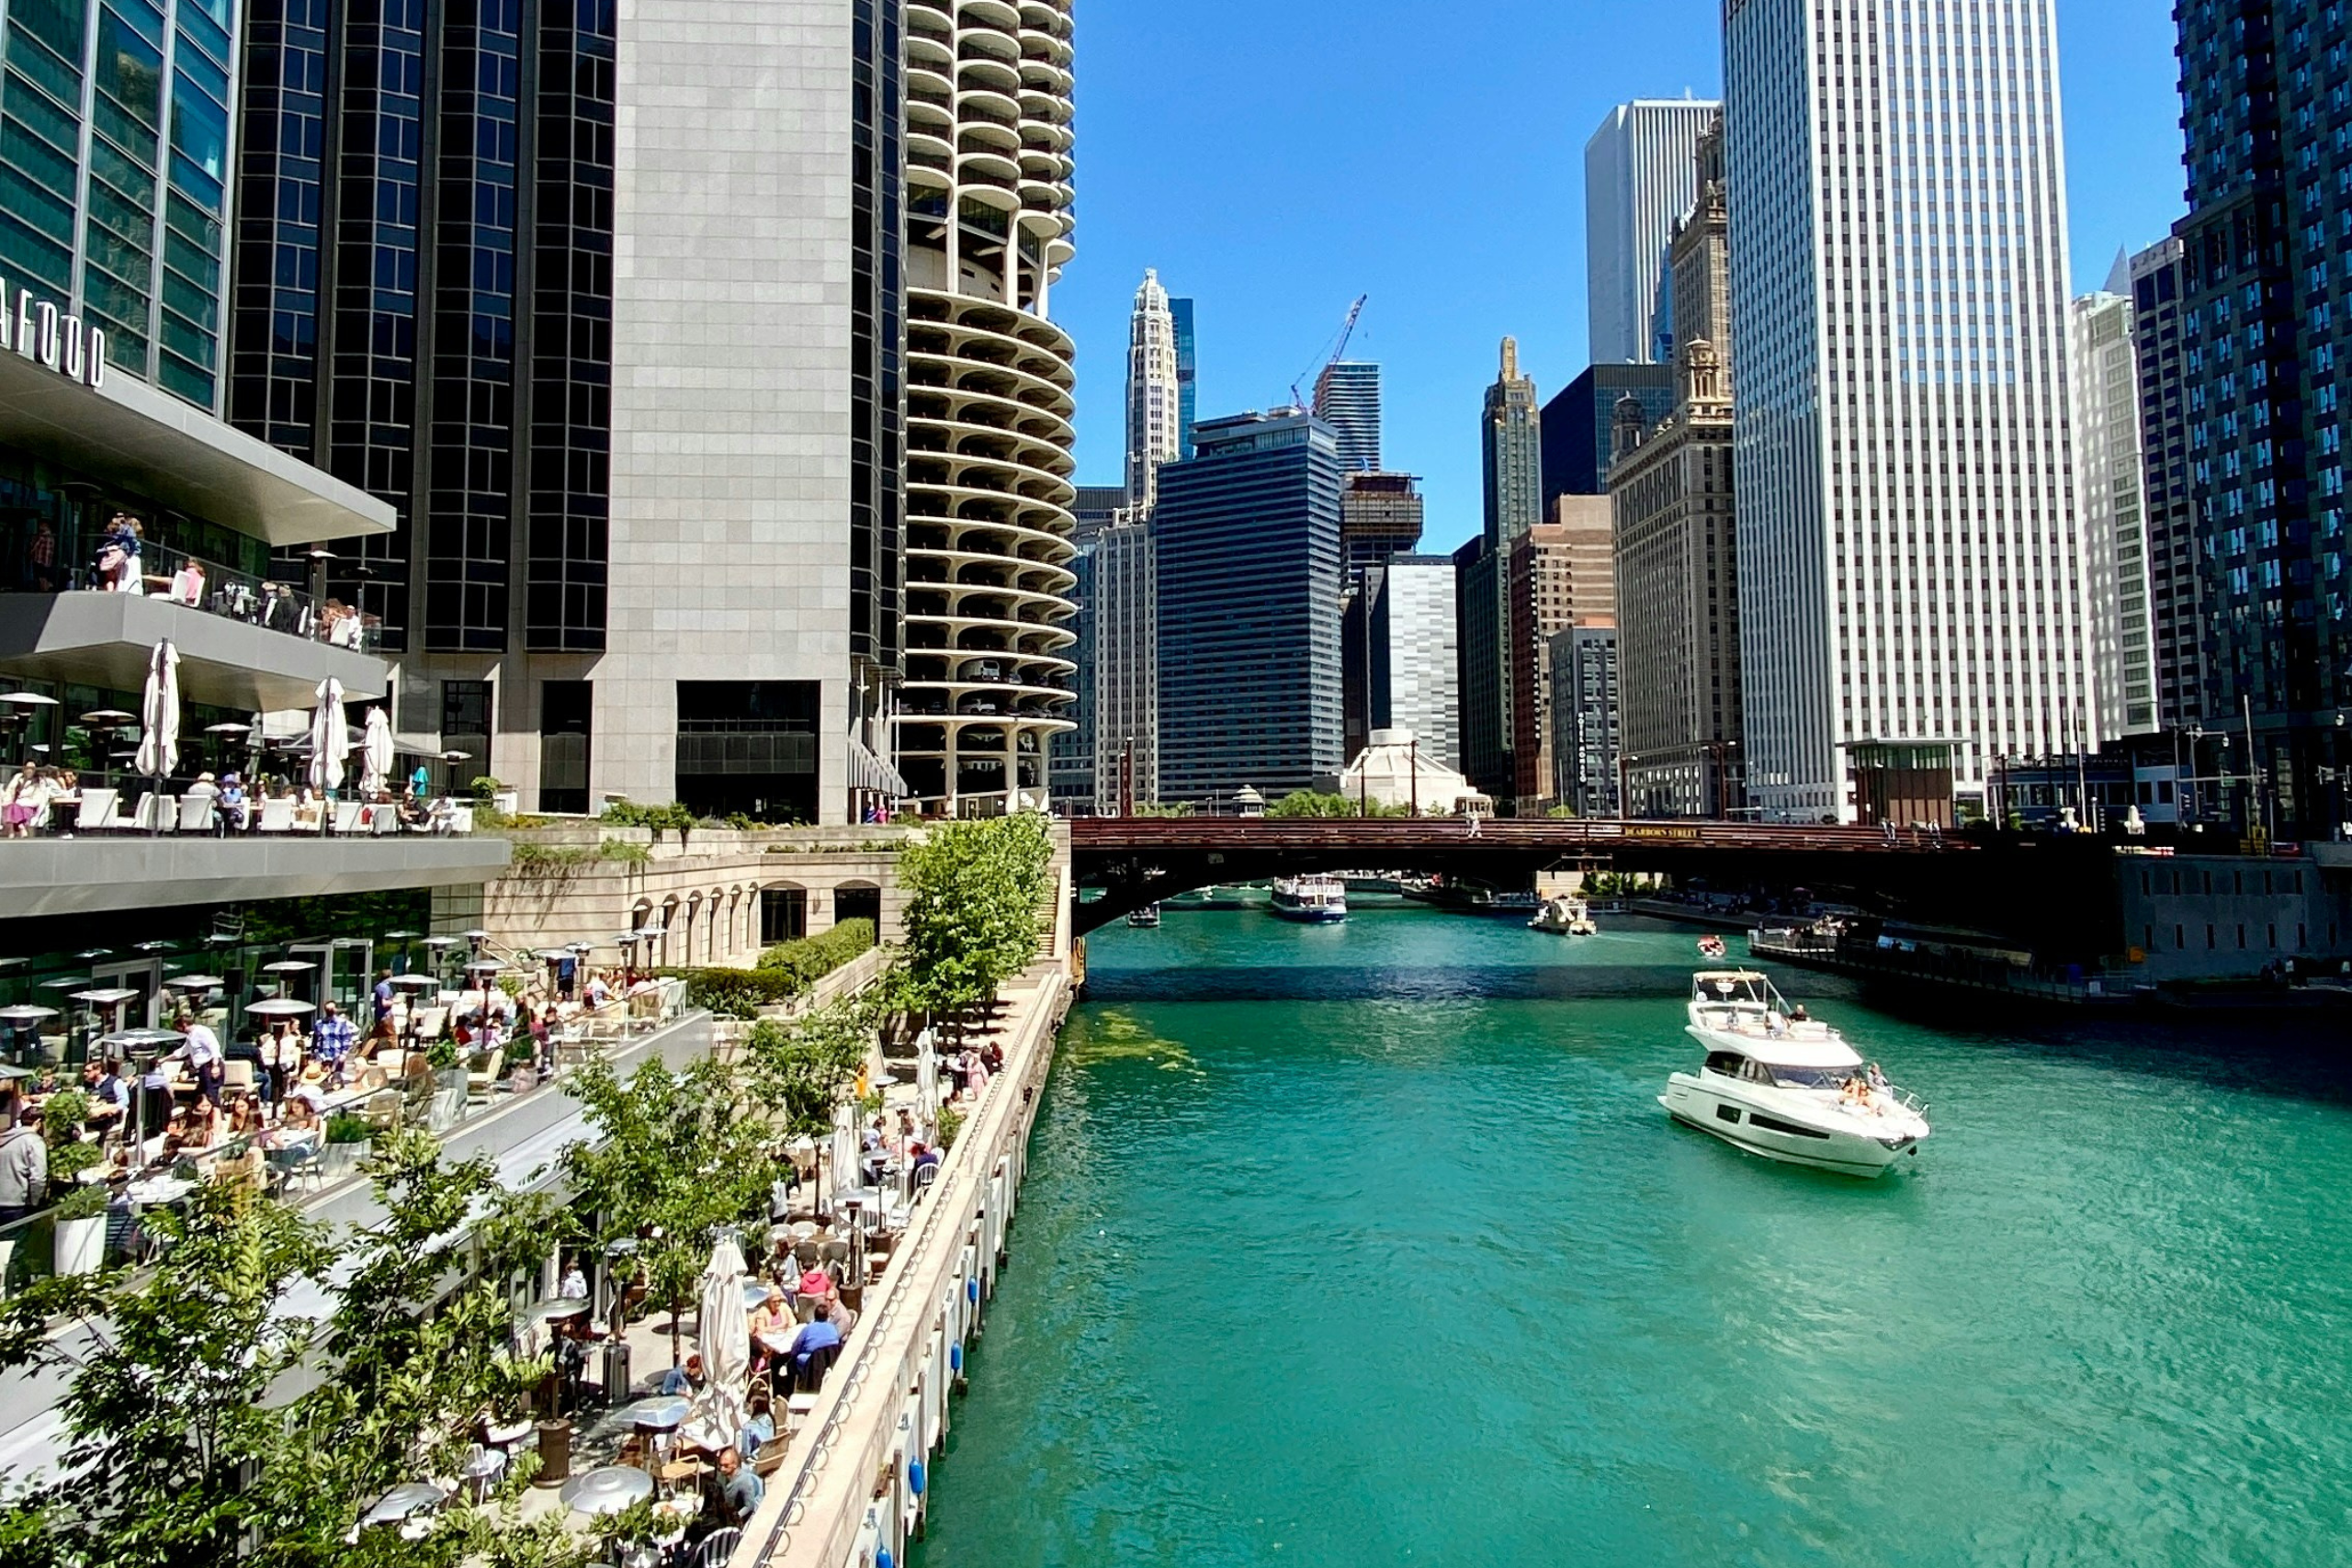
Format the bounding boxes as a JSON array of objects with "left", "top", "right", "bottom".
[
  {"left": 834, "top": 881, "right": 881, "bottom": 931},
  {"left": 762, "top": 885, "right": 808, "bottom": 943}
]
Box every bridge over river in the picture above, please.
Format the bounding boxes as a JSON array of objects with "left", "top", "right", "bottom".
[{"left": 1067, "top": 818, "right": 2117, "bottom": 954}]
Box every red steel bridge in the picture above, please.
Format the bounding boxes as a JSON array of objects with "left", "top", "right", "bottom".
[{"left": 1067, "top": 817, "right": 2115, "bottom": 950}]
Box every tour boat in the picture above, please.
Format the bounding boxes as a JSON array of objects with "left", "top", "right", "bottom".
[
  {"left": 1529, "top": 895, "right": 1596, "bottom": 936},
  {"left": 1270, "top": 874, "right": 1348, "bottom": 923},
  {"left": 1658, "top": 970, "right": 1931, "bottom": 1177},
  {"left": 1125, "top": 903, "right": 1161, "bottom": 929}
]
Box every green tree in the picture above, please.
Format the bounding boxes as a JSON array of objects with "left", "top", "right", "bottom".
[
  {"left": 742, "top": 995, "right": 874, "bottom": 1138},
  {"left": 896, "top": 814, "right": 1057, "bottom": 1033},
  {"left": 1265, "top": 790, "right": 1412, "bottom": 818},
  {"left": 0, "top": 1183, "right": 333, "bottom": 1568},
  {"left": 560, "top": 1053, "right": 772, "bottom": 1367},
  {"left": 262, "top": 1130, "right": 567, "bottom": 1562}
]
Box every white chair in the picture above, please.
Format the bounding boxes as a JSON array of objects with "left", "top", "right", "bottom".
[
  {"left": 332, "top": 799, "right": 364, "bottom": 834},
  {"left": 75, "top": 788, "right": 119, "bottom": 831},
  {"left": 373, "top": 806, "right": 401, "bottom": 836},
  {"left": 177, "top": 795, "right": 217, "bottom": 833},
  {"left": 452, "top": 806, "right": 475, "bottom": 834},
  {"left": 256, "top": 798, "right": 295, "bottom": 833},
  {"left": 130, "top": 793, "right": 175, "bottom": 831}
]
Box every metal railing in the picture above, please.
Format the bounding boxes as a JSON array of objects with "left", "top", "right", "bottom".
[{"left": 33, "top": 531, "right": 383, "bottom": 655}]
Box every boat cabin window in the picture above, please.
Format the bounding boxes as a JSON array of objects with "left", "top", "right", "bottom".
[{"left": 1703, "top": 1051, "right": 1776, "bottom": 1085}]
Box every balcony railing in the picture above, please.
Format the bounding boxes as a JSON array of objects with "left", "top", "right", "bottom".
[{"left": 17, "top": 530, "right": 383, "bottom": 655}]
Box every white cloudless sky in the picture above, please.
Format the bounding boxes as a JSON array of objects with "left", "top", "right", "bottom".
[{"left": 1054, "top": 0, "right": 2185, "bottom": 552}]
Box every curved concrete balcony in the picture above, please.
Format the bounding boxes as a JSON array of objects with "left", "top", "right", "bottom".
[
  {"left": 904, "top": 498, "right": 1075, "bottom": 558},
  {"left": 911, "top": 353, "right": 1074, "bottom": 420},
  {"left": 956, "top": 0, "right": 1021, "bottom": 30},
  {"left": 910, "top": 381, "right": 1075, "bottom": 448},
  {"left": 905, "top": 544, "right": 1077, "bottom": 595},
  {"left": 910, "top": 295, "right": 1074, "bottom": 372},
  {"left": 905, "top": 577, "right": 1072, "bottom": 626}
]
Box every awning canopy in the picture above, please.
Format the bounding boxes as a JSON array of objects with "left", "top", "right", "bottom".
[{"left": 0, "top": 350, "right": 393, "bottom": 547}]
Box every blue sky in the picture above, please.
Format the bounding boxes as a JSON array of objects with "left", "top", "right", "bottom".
[{"left": 1054, "top": 0, "right": 2184, "bottom": 551}]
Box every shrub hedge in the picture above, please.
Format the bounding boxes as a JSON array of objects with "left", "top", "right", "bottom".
[{"left": 667, "top": 918, "right": 877, "bottom": 1019}]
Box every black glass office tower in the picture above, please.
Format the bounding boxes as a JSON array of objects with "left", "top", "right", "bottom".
[
  {"left": 231, "top": 0, "right": 616, "bottom": 657},
  {"left": 2174, "top": 0, "right": 2352, "bottom": 833},
  {"left": 1155, "top": 411, "right": 1342, "bottom": 804}
]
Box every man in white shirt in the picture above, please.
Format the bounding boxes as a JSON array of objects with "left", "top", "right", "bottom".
[{"left": 172, "top": 1009, "right": 225, "bottom": 1108}]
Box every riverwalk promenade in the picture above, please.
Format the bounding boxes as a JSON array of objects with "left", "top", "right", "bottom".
[{"left": 729, "top": 958, "right": 1071, "bottom": 1568}]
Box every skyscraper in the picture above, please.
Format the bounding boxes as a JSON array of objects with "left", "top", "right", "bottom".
[
  {"left": 231, "top": 0, "right": 1072, "bottom": 824},
  {"left": 1125, "top": 269, "right": 1182, "bottom": 512},
  {"left": 1584, "top": 98, "right": 1721, "bottom": 365},
  {"left": 1340, "top": 471, "right": 1425, "bottom": 590},
  {"left": 1051, "top": 485, "right": 1132, "bottom": 810},
  {"left": 2127, "top": 237, "right": 2200, "bottom": 729},
  {"left": 1725, "top": 0, "right": 2090, "bottom": 823},
  {"left": 1312, "top": 360, "right": 1382, "bottom": 473},
  {"left": 1084, "top": 514, "right": 1158, "bottom": 812},
  {"left": 1171, "top": 296, "right": 1198, "bottom": 460},
  {"left": 1550, "top": 619, "right": 1621, "bottom": 817},
  {"left": 2072, "top": 281, "right": 2159, "bottom": 739},
  {"left": 1540, "top": 364, "right": 1678, "bottom": 505},
  {"left": 1156, "top": 410, "right": 1344, "bottom": 804},
  {"left": 2174, "top": 2, "right": 2352, "bottom": 831},
  {"left": 1459, "top": 337, "right": 1543, "bottom": 801},
  {"left": 1509, "top": 498, "right": 1614, "bottom": 809},
  {"left": 1368, "top": 558, "right": 1460, "bottom": 771},
  {"left": 1612, "top": 116, "right": 1743, "bottom": 818},
  {"left": 0, "top": 0, "right": 236, "bottom": 410}
]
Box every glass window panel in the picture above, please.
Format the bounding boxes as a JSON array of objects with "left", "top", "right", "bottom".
[
  {"left": 169, "top": 73, "right": 229, "bottom": 188},
  {"left": 1, "top": 118, "right": 78, "bottom": 197},
  {"left": 96, "top": 10, "right": 165, "bottom": 130},
  {"left": 6, "top": 28, "right": 82, "bottom": 110},
  {"left": 0, "top": 165, "right": 74, "bottom": 245},
  {"left": 8, "top": 0, "right": 87, "bottom": 69},
  {"left": 175, "top": 4, "right": 230, "bottom": 69},
  {"left": 0, "top": 209, "right": 73, "bottom": 293},
  {"left": 157, "top": 350, "right": 211, "bottom": 405},
  {"left": 4, "top": 74, "right": 78, "bottom": 155}
]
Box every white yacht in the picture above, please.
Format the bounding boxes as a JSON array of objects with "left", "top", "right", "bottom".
[
  {"left": 1529, "top": 895, "right": 1596, "bottom": 935},
  {"left": 1658, "top": 970, "right": 1931, "bottom": 1177},
  {"left": 1270, "top": 874, "right": 1348, "bottom": 923}
]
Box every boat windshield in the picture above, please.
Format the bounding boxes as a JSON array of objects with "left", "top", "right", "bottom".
[{"left": 1769, "top": 1063, "right": 1863, "bottom": 1090}]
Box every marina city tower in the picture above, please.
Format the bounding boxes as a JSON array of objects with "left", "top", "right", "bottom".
[
  {"left": 1724, "top": 0, "right": 2093, "bottom": 821},
  {"left": 894, "top": 0, "right": 1081, "bottom": 814}
]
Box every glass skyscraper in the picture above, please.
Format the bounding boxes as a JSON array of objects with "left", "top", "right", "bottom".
[
  {"left": 1724, "top": 0, "right": 2090, "bottom": 822},
  {"left": 1155, "top": 409, "right": 1343, "bottom": 804},
  {"left": 1312, "top": 359, "right": 1381, "bottom": 473},
  {"left": 1170, "top": 294, "right": 1196, "bottom": 461},
  {"left": 0, "top": 0, "right": 238, "bottom": 408},
  {"left": 2173, "top": 0, "right": 2352, "bottom": 833},
  {"left": 1584, "top": 98, "right": 1719, "bottom": 366}
]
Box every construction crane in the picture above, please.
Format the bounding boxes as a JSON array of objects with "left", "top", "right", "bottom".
[{"left": 1289, "top": 293, "right": 1369, "bottom": 411}]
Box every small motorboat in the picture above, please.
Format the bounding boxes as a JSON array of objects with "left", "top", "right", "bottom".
[
  {"left": 1529, "top": 895, "right": 1597, "bottom": 935},
  {"left": 1696, "top": 934, "right": 1728, "bottom": 961},
  {"left": 1658, "top": 970, "right": 1931, "bottom": 1178},
  {"left": 1125, "top": 903, "right": 1161, "bottom": 929}
]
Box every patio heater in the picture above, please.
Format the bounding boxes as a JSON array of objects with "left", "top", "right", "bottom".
[{"left": 101, "top": 1026, "right": 195, "bottom": 1154}]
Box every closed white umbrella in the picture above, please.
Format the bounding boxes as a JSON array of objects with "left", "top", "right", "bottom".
[
  {"left": 308, "top": 678, "right": 346, "bottom": 795},
  {"left": 679, "top": 1236, "right": 751, "bottom": 1452},
  {"left": 360, "top": 705, "right": 393, "bottom": 795},
  {"left": 132, "top": 638, "right": 179, "bottom": 786},
  {"left": 914, "top": 1025, "right": 939, "bottom": 1132},
  {"left": 830, "top": 1100, "right": 861, "bottom": 1209}
]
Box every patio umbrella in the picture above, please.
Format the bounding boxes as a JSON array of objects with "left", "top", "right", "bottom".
[
  {"left": 308, "top": 677, "right": 346, "bottom": 795},
  {"left": 830, "top": 1100, "right": 861, "bottom": 1209},
  {"left": 132, "top": 639, "right": 180, "bottom": 786},
  {"left": 679, "top": 1236, "right": 752, "bottom": 1452},
  {"left": 915, "top": 1025, "right": 939, "bottom": 1130},
  {"left": 360, "top": 705, "right": 393, "bottom": 795}
]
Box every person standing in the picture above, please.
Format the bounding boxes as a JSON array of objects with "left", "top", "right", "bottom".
[
  {"left": 371, "top": 968, "right": 395, "bottom": 1026},
  {"left": 312, "top": 1000, "right": 357, "bottom": 1080},
  {"left": 172, "top": 1009, "right": 225, "bottom": 1109},
  {"left": 0, "top": 1107, "right": 48, "bottom": 1224}
]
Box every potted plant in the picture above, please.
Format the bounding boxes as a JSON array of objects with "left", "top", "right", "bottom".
[
  {"left": 322, "top": 1110, "right": 373, "bottom": 1176},
  {"left": 51, "top": 1183, "right": 108, "bottom": 1276},
  {"left": 471, "top": 774, "right": 520, "bottom": 817},
  {"left": 40, "top": 1089, "right": 98, "bottom": 1186}
]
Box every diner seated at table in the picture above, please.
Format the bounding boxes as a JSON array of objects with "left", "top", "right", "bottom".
[
  {"left": 219, "top": 773, "right": 251, "bottom": 832},
  {"left": 84, "top": 1058, "right": 129, "bottom": 1123},
  {"left": 269, "top": 1095, "right": 322, "bottom": 1145},
  {"left": 783, "top": 1305, "right": 843, "bottom": 1394},
  {"left": 703, "top": 1445, "right": 763, "bottom": 1529},
  {"left": 659, "top": 1352, "right": 707, "bottom": 1398},
  {"left": 737, "top": 1393, "right": 775, "bottom": 1462},
  {"left": 225, "top": 1094, "right": 265, "bottom": 1140}
]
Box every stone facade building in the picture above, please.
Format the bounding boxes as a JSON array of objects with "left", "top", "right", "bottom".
[{"left": 1508, "top": 497, "right": 1614, "bottom": 810}]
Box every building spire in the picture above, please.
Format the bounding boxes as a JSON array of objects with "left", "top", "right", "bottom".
[{"left": 1500, "top": 336, "right": 1520, "bottom": 381}]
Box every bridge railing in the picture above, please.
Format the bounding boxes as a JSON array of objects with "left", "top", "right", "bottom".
[{"left": 1068, "top": 818, "right": 1968, "bottom": 854}]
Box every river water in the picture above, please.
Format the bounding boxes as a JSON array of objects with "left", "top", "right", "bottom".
[{"left": 912, "top": 908, "right": 2352, "bottom": 1568}]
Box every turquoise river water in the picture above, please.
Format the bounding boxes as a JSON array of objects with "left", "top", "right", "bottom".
[{"left": 911, "top": 908, "right": 2352, "bottom": 1567}]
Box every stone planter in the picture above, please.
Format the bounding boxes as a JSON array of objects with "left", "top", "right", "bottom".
[
  {"left": 53, "top": 1213, "right": 106, "bottom": 1277},
  {"left": 492, "top": 790, "right": 521, "bottom": 816}
]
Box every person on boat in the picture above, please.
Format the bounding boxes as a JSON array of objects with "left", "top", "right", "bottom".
[
  {"left": 1791, "top": 1005, "right": 1810, "bottom": 1022},
  {"left": 1866, "top": 1062, "right": 1889, "bottom": 1092}
]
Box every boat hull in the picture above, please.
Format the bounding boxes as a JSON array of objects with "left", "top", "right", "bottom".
[
  {"left": 1657, "top": 1073, "right": 1916, "bottom": 1178},
  {"left": 1270, "top": 903, "right": 1346, "bottom": 923}
]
